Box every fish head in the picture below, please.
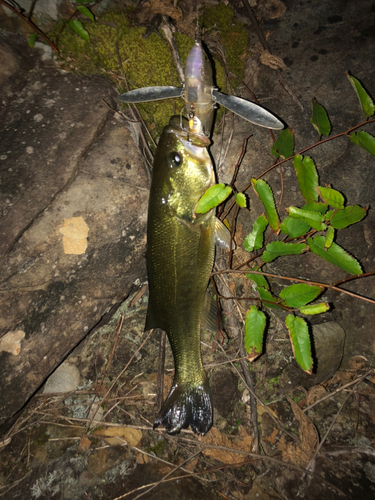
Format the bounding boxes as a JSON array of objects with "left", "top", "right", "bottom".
[{"left": 152, "top": 116, "right": 214, "bottom": 223}]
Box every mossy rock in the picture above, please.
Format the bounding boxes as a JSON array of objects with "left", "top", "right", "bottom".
[{"left": 50, "top": 4, "right": 250, "bottom": 142}]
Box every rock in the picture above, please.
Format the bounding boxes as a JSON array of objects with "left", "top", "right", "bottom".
[
  {"left": 210, "top": 368, "right": 240, "bottom": 419},
  {"left": 301, "top": 322, "right": 345, "bottom": 387},
  {"left": 43, "top": 361, "right": 80, "bottom": 393},
  {"left": 0, "top": 41, "right": 149, "bottom": 428}
]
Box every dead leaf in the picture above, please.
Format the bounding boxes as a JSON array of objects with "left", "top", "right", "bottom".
[
  {"left": 348, "top": 355, "right": 368, "bottom": 371},
  {"left": 136, "top": 452, "right": 148, "bottom": 464},
  {"left": 184, "top": 456, "right": 199, "bottom": 472},
  {"left": 258, "top": 0, "right": 286, "bottom": 19},
  {"left": 259, "top": 50, "right": 286, "bottom": 70},
  {"left": 137, "top": 0, "right": 182, "bottom": 24},
  {"left": 263, "top": 427, "right": 278, "bottom": 444},
  {"left": 306, "top": 385, "right": 326, "bottom": 406},
  {"left": 257, "top": 404, "right": 279, "bottom": 419},
  {"left": 277, "top": 398, "right": 318, "bottom": 467},
  {"left": 93, "top": 426, "right": 142, "bottom": 447},
  {"left": 199, "top": 427, "right": 252, "bottom": 464},
  {"left": 329, "top": 371, "right": 354, "bottom": 386},
  {"left": 78, "top": 436, "right": 91, "bottom": 452}
]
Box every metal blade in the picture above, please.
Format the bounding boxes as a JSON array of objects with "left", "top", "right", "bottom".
[
  {"left": 212, "top": 90, "right": 283, "bottom": 130},
  {"left": 118, "top": 86, "right": 183, "bottom": 103}
]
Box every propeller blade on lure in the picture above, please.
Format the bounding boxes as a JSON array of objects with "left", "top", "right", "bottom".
[{"left": 119, "top": 41, "right": 283, "bottom": 136}]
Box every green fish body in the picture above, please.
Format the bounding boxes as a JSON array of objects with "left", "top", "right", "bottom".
[{"left": 146, "top": 116, "right": 217, "bottom": 435}]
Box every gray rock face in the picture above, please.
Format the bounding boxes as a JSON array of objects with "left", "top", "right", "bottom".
[
  {"left": 0, "top": 39, "right": 149, "bottom": 427},
  {"left": 302, "top": 321, "right": 346, "bottom": 387},
  {"left": 43, "top": 361, "right": 81, "bottom": 394}
]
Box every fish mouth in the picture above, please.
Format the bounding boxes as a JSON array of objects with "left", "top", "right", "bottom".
[{"left": 166, "top": 116, "right": 211, "bottom": 148}]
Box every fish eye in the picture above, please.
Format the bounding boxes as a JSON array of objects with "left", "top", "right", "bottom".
[{"left": 169, "top": 151, "right": 182, "bottom": 168}]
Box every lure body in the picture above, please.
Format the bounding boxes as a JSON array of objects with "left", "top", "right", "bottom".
[{"left": 119, "top": 42, "right": 283, "bottom": 136}]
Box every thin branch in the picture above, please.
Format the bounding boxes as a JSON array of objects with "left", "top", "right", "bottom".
[
  {"left": 85, "top": 315, "right": 124, "bottom": 429},
  {"left": 0, "top": 0, "right": 58, "bottom": 53},
  {"left": 86, "top": 329, "right": 154, "bottom": 432},
  {"left": 212, "top": 269, "right": 375, "bottom": 306},
  {"left": 303, "top": 369, "right": 373, "bottom": 412}
]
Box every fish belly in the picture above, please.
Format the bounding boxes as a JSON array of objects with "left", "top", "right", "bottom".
[{"left": 146, "top": 209, "right": 215, "bottom": 435}]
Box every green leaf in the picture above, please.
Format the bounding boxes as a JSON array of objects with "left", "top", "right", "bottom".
[
  {"left": 279, "top": 284, "right": 322, "bottom": 308},
  {"left": 69, "top": 19, "right": 90, "bottom": 42},
  {"left": 350, "top": 131, "right": 375, "bottom": 158},
  {"left": 28, "top": 33, "right": 38, "bottom": 47},
  {"left": 330, "top": 205, "right": 367, "bottom": 229},
  {"left": 303, "top": 201, "right": 328, "bottom": 214},
  {"left": 262, "top": 241, "right": 307, "bottom": 263},
  {"left": 288, "top": 206, "right": 326, "bottom": 231},
  {"left": 308, "top": 236, "right": 362, "bottom": 275},
  {"left": 285, "top": 315, "right": 313, "bottom": 373},
  {"left": 76, "top": 0, "right": 92, "bottom": 3},
  {"left": 317, "top": 186, "right": 344, "bottom": 209},
  {"left": 236, "top": 192, "right": 247, "bottom": 208},
  {"left": 243, "top": 214, "right": 268, "bottom": 252},
  {"left": 257, "top": 287, "right": 283, "bottom": 309},
  {"left": 280, "top": 217, "right": 310, "bottom": 238},
  {"left": 77, "top": 5, "right": 95, "bottom": 21},
  {"left": 246, "top": 272, "right": 269, "bottom": 289},
  {"left": 310, "top": 98, "right": 331, "bottom": 136},
  {"left": 271, "top": 129, "right": 294, "bottom": 159},
  {"left": 293, "top": 155, "right": 319, "bottom": 203},
  {"left": 347, "top": 74, "right": 375, "bottom": 118},
  {"left": 324, "top": 226, "right": 335, "bottom": 249},
  {"left": 299, "top": 303, "right": 330, "bottom": 315},
  {"left": 245, "top": 306, "right": 266, "bottom": 361},
  {"left": 196, "top": 184, "right": 232, "bottom": 214},
  {"left": 252, "top": 179, "right": 279, "bottom": 231}
]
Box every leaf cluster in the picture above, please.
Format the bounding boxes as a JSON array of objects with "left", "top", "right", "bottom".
[{"left": 202, "top": 75, "right": 374, "bottom": 373}]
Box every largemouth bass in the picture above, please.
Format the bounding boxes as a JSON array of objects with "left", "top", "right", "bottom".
[{"left": 146, "top": 115, "right": 228, "bottom": 435}]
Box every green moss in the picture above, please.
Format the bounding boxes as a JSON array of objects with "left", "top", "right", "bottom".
[
  {"left": 146, "top": 439, "right": 167, "bottom": 456},
  {"left": 201, "top": 2, "right": 249, "bottom": 83},
  {"left": 49, "top": 6, "right": 250, "bottom": 141}
]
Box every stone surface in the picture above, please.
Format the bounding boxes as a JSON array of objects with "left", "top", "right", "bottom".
[
  {"left": 43, "top": 360, "right": 80, "bottom": 393},
  {"left": 0, "top": 39, "right": 149, "bottom": 426},
  {"left": 300, "top": 321, "right": 346, "bottom": 386}
]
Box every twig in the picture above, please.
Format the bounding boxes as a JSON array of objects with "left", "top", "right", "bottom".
[
  {"left": 212, "top": 269, "right": 375, "bottom": 306},
  {"left": 160, "top": 16, "right": 184, "bottom": 83},
  {"left": 178, "top": 437, "right": 346, "bottom": 496},
  {"left": 303, "top": 369, "right": 373, "bottom": 412},
  {"left": 85, "top": 315, "right": 124, "bottom": 429},
  {"left": 132, "top": 450, "right": 202, "bottom": 500},
  {"left": 0, "top": 0, "right": 58, "bottom": 53},
  {"left": 86, "top": 329, "right": 154, "bottom": 431},
  {"left": 115, "top": 41, "right": 155, "bottom": 170},
  {"left": 298, "top": 373, "right": 368, "bottom": 496}
]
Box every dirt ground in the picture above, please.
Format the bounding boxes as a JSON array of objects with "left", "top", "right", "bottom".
[{"left": 1, "top": 0, "right": 375, "bottom": 499}]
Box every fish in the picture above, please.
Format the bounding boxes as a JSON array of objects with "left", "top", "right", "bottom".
[
  {"left": 119, "top": 41, "right": 283, "bottom": 137},
  {"left": 145, "top": 115, "right": 230, "bottom": 435}
]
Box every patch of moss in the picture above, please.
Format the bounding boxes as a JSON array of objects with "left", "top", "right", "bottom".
[
  {"left": 145, "top": 439, "right": 167, "bottom": 456},
  {"left": 201, "top": 2, "right": 249, "bottom": 84},
  {"left": 49, "top": 6, "right": 250, "bottom": 140}
]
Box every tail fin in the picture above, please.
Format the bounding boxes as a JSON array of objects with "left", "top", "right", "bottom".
[{"left": 154, "top": 380, "right": 213, "bottom": 436}]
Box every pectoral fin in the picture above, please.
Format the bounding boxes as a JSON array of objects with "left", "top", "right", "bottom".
[{"left": 215, "top": 217, "right": 233, "bottom": 249}]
